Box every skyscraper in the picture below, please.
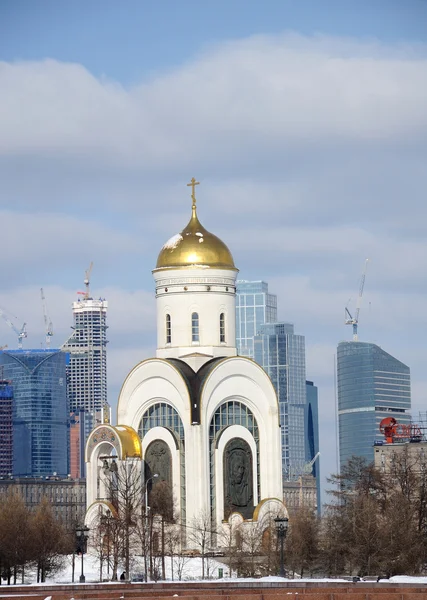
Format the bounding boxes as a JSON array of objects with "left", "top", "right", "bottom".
[
  {"left": 63, "top": 296, "right": 108, "bottom": 415},
  {"left": 305, "top": 380, "right": 320, "bottom": 512},
  {"left": 0, "top": 349, "right": 69, "bottom": 477},
  {"left": 337, "top": 341, "right": 411, "bottom": 470},
  {"left": 236, "top": 281, "right": 277, "bottom": 358},
  {"left": 0, "top": 378, "right": 13, "bottom": 476},
  {"left": 254, "top": 322, "right": 307, "bottom": 481}
]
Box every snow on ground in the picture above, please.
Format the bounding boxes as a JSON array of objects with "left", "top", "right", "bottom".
[
  {"left": 47, "top": 552, "right": 227, "bottom": 584},
  {"left": 15, "top": 553, "right": 427, "bottom": 586}
]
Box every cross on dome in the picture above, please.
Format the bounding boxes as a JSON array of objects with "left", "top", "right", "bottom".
[{"left": 187, "top": 177, "right": 200, "bottom": 208}]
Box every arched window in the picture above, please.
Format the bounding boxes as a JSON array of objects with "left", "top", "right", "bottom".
[
  {"left": 191, "top": 312, "right": 199, "bottom": 342},
  {"left": 219, "top": 312, "right": 225, "bottom": 343},
  {"left": 166, "top": 314, "right": 171, "bottom": 344}
]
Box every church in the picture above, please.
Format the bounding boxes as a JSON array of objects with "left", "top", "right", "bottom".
[{"left": 85, "top": 179, "right": 286, "bottom": 546}]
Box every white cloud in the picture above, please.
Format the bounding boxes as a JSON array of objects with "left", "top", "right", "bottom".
[
  {"left": 1, "top": 32, "right": 425, "bottom": 491},
  {"left": 0, "top": 34, "right": 426, "bottom": 169}
]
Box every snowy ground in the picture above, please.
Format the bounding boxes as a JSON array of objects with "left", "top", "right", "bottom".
[{"left": 15, "top": 553, "right": 427, "bottom": 586}]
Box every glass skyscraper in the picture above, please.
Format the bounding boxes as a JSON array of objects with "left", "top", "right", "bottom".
[
  {"left": 254, "top": 322, "right": 307, "bottom": 481},
  {"left": 0, "top": 349, "right": 69, "bottom": 477},
  {"left": 0, "top": 379, "right": 13, "bottom": 476},
  {"left": 337, "top": 341, "right": 411, "bottom": 470},
  {"left": 305, "top": 380, "right": 320, "bottom": 512},
  {"left": 236, "top": 281, "right": 277, "bottom": 358}
]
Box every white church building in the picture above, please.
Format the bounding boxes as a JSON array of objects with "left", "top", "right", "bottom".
[{"left": 85, "top": 179, "right": 286, "bottom": 545}]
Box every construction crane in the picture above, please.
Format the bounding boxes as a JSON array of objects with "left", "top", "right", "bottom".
[
  {"left": 0, "top": 307, "right": 27, "bottom": 349},
  {"left": 77, "top": 262, "right": 93, "bottom": 300},
  {"left": 40, "top": 288, "right": 53, "bottom": 348},
  {"left": 302, "top": 452, "right": 321, "bottom": 475},
  {"left": 345, "top": 258, "right": 369, "bottom": 341}
]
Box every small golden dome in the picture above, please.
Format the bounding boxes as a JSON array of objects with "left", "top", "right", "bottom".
[{"left": 155, "top": 180, "right": 236, "bottom": 271}]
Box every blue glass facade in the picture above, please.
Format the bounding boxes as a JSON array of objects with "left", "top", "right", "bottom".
[
  {"left": 254, "top": 322, "right": 307, "bottom": 481},
  {"left": 0, "top": 349, "right": 69, "bottom": 477},
  {"left": 337, "top": 341, "right": 411, "bottom": 470},
  {"left": 0, "top": 380, "right": 13, "bottom": 476},
  {"left": 236, "top": 281, "right": 277, "bottom": 358},
  {"left": 305, "top": 380, "right": 320, "bottom": 513}
]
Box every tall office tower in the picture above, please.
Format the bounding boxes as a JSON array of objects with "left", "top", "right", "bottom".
[
  {"left": 0, "top": 379, "right": 13, "bottom": 476},
  {"left": 337, "top": 341, "right": 411, "bottom": 471},
  {"left": 0, "top": 349, "right": 69, "bottom": 477},
  {"left": 236, "top": 280, "right": 277, "bottom": 357},
  {"left": 305, "top": 380, "right": 320, "bottom": 513},
  {"left": 254, "top": 322, "right": 307, "bottom": 481},
  {"left": 63, "top": 296, "right": 108, "bottom": 416}
]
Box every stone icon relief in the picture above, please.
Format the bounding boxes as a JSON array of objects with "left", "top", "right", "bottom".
[
  {"left": 145, "top": 439, "right": 172, "bottom": 487},
  {"left": 223, "top": 437, "right": 254, "bottom": 520}
]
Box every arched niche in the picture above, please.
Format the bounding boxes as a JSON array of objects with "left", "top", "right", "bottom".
[{"left": 223, "top": 437, "right": 254, "bottom": 520}]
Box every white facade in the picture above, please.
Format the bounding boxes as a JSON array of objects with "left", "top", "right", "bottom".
[{"left": 85, "top": 194, "right": 286, "bottom": 544}]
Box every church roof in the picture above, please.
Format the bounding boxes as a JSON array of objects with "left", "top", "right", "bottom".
[
  {"left": 166, "top": 357, "right": 225, "bottom": 423},
  {"left": 155, "top": 179, "right": 236, "bottom": 271}
]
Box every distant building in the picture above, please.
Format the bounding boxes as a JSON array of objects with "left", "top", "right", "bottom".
[
  {"left": 283, "top": 474, "right": 318, "bottom": 516},
  {"left": 236, "top": 281, "right": 277, "bottom": 358},
  {"left": 337, "top": 341, "right": 411, "bottom": 471},
  {"left": 254, "top": 322, "right": 307, "bottom": 482},
  {"left": 0, "top": 379, "right": 13, "bottom": 476},
  {"left": 0, "top": 476, "right": 86, "bottom": 529},
  {"left": 63, "top": 296, "right": 108, "bottom": 416},
  {"left": 305, "top": 380, "right": 320, "bottom": 513},
  {"left": 374, "top": 440, "right": 427, "bottom": 475},
  {"left": 0, "top": 349, "right": 69, "bottom": 477},
  {"left": 70, "top": 409, "right": 95, "bottom": 479}
]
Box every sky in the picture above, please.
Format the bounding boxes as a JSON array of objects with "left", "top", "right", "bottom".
[{"left": 0, "top": 0, "right": 426, "bottom": 503}]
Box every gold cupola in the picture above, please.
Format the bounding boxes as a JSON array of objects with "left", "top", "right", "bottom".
[{"left": 155, "top": 178, "right": 237, "bottom": 271}]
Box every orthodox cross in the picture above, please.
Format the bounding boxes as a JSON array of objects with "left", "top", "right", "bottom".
[{"left": 187, "top": 177, "right": 200, "bottom": 207}]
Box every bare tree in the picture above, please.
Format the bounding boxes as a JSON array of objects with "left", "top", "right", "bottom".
[
  {"left": 30, "top": 497, "right": 70, "bottom": 583},
  {"left": 188, "top": 510, "right": 215, "bottom": 579},
  {"left": 285, "top": 506, "right": 320, "bottom": 578},
  {"left": 102, "top": 457, "right": 144, "bottom": 580},
  {"left": 0, "top": 491, "right": 33, "bottom": 584}
]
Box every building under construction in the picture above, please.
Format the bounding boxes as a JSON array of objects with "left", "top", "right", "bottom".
[
  {"left": 0, "top": 379, "right": 13, "bottom": 476},
  {"left": 62, "top": 264, "right": 108, "bottom": 416}
]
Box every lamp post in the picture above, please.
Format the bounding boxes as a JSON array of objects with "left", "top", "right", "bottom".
[
  {"left": 144, "top": 473, "right": 159, "bottom": 581},
  {"left": 145, "top": 473, "right": 159, "bottom": 513},
  {"left": 76, "top": 525, "right": 90, "bottom": 583},
  {"left": 100, "top": 510, "right": 112, "bottom": 579},
  {"left": 274, "top": 516, "right": 289, "bottom": 578}
]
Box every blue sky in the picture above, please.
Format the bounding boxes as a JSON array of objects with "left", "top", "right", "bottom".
[
  {"left": 0, "top": 1, "right": 426, "bottom": 500},
  {"left": 2, "top": 0, "right": 427, "bottom": 83}
]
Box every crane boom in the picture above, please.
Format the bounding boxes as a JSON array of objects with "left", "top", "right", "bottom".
[
  {"left": 83, "top": 262, "right": 93, "bottom": 300},
  {"left": 345, "top": 258, "right": 369, "bottom": 341},
  {"left": 303, "top": 452, "right": 320, "bottom": 474},
  {"left": 40, "top": 288, "right": 53, "bottom": 348},
  {"left": 0, "top": 307, "right": 27, "bottom": 349}
]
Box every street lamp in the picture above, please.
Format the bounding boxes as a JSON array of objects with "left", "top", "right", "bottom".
[
  {"left": 144, "top": 473, "right": 158, "bottom": 581},
  {"left": 76, "top": 525, "right": 90, "bottom": 583},
  {"left": 145, "top": 473, "right": 159, "bottom": 514},
  {"left": 274, "top": 516, "right": 289, "bottom": 578}
]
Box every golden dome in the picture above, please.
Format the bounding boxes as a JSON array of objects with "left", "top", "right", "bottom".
[{"left": 155, "top": 179, "right": 236, "bottom": 271}]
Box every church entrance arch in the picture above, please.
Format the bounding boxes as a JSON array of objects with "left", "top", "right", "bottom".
[
  {"left": 138, "top": 402, "right": 185, "bottom": 519},
  {"left": 209, "top": 401, "right": 259, "bottom": 521}
]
